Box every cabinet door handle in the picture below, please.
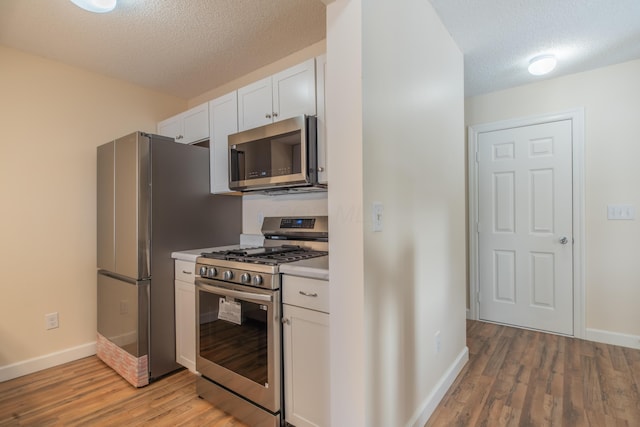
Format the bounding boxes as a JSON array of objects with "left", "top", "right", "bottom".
[
  {"left": 299, "top": 291, "right": 318, "bottom": 297},
  {"left": 272, "top": 112, "right": 278, "bottom": 118},
  {"left": 182, "top": 270, "right": 192, "bottom": 274},
  {"left": 317, "top": 166, "right": 325, "bottom": 172},
  {"left": 265, "top": 113, "right": 272, "bottom": 119},
  {"left": 282, "top": 317, "right": 290, "bottom": 325},
  {"left": 176, "top": 134, "right": 184, "bottom": 140}
]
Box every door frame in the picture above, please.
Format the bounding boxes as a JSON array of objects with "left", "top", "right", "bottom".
[{"left": 467, "top": 108, "right": 585, "bottom": 338}]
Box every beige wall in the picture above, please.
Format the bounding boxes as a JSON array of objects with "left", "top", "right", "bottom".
[
  {"left": 466, "top": 59, "right": 640, "bottom": 338},
  {"left": 327, "top": 0, "right": 467, "bottom": 425},
  {"left": 0, "top": 45, "right": 185, "bottom": 368}
]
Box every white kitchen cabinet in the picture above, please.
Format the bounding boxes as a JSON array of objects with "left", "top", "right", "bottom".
[
  {"left": 174, "top": 259, "right": 197, "bottom": 373},
  {"left": 315, "top": 54, "right": 328, "bottom": 185},
  {"left": 157, "top": 115, "right": 181, "bottom": 142},
  {"left": 238, "top": 58, "right": 316, "bottom": 131},
  {"left": 209, "top": 91, "right": 238, "bottom": 194},
  {"left": 282, "top": 275, "right": 330, "bottom": 427},
  {"left": 157, "top": 102, "right": 209, "bottom": 144}
]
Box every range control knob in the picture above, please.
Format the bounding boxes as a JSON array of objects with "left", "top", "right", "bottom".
[
  {"left": 207, "top": 267, "right": 217, "bottom": 278},
  {"left": 240, "top": 273, "right": 251, "bottom": 284},
  {"left": 252, "top": 275, "right": 264, "bottom": 287},
  {"left": 223, "top": 270, "right": 234, "bottom": 281},
  {"left": 199, "top": 266, "right": 207, "bottom": 276}
]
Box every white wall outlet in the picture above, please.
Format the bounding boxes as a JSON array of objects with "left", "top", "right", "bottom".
[
  {"left": 607, "top": 204, "right": 636, "bottom": 220},
  {"left": 372, "top": 202, "right": 383, "bottom": 232},
  {"left": 45, "top": 312, "right": 59, "bottom": 330},
  {"left": 435, "top": 330, "right": 441, "bottom": 354}
]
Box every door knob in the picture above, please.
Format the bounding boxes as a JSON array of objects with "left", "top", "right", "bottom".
[{"left": 559, "top": 237, "right": 568, "bottom": 244}]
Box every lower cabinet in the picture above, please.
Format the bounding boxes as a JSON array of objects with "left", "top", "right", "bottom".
[
  {"left": 174, "top": 260, "right": 197, "bottom": 373},
  {"left": 282, "top": 276, "right": 330, "bottom": 427}
]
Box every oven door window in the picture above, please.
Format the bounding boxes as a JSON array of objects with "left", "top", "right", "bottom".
[{"left": 198, "top": 287, "right": 269, "bottom": 386}]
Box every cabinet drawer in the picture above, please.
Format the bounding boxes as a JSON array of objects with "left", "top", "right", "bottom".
[
  {"left": 175, "top": 260, "right": 196, "bottom": 283},
  {"left": 282, "top": 275, "right": 329, "bottom": 313}
]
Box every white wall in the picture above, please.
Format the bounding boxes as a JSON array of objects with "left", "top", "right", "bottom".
[
  {"left": 327, "top": 0, "right": 468, "bottom": 425},
  {"left": 0, "top": 45, "right": 184, "bottom": 378},
  {"left": 326, "top": 0, "right": 366, "bottom": 425},
  {"left": 466, "top": 59, "right": 640, "bottom": 342}
]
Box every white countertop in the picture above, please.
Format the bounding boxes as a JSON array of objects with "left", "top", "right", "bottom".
[
  {"left": 279, "top": 255, "right": 329, "bottom": 281},
  {"left": 171, "top": 245, "right": 242, "bottom": 263}
]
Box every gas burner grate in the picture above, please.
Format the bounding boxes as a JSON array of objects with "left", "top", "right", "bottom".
[{"left": 201, "top": 246, "right": 327, "bottom": 265}]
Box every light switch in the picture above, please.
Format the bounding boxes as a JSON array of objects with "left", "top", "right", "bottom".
[
  {"left": 607, "top": 204, "right": 636, "bottom": 220},
  {"left": 372, "top": 202, "right": 383, "bottom": 232}
]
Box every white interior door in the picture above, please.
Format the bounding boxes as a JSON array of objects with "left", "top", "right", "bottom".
[{"left": 477, "top": 120, "right": 573, "bottom": 335}]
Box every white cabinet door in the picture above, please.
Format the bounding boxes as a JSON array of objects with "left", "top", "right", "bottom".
[
  {"left": 157, "top": 103, "right": 209, "bottom": 144},
  {"left": 272, "top": 58, "right": 316, "bottom": 122},
  {"left": 315, "top": 54, "right": 328, "bottom": 184},
  {"left": 182, "top": 102, "right": 209, "bottom": 144},
  {"left": 283, "top": 304, "right": 330, "bottom": 427},
  {"left": 209, "top": 92, "right": 238, "bottom": 194},
  {"left": 174, "top": 260, "right": 196, "bottom": 373},
  {"left": 175, "top": 280, "right": 196, "bottom": 372},
  {"left": 157, "top": 115, "right": 182, "bottom": 142},
  {"left": 237, "top": 58, "right": 317, "bottom": 132},
  {"left": 238, "top": 77, "right": 273, "bottom": 131}
]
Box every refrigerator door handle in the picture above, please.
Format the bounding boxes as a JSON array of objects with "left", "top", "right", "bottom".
[{"left": 98, "top": 269, "right": 140, "bottom": 284}]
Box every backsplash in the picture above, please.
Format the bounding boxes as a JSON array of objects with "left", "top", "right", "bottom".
[{"left": 242, "top": 192, "right": 328, "bottom": 235}]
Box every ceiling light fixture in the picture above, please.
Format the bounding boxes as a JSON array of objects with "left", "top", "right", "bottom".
[
  {"left": 528, "top": 55, "right": 557, "bottom": 76},
  {"left": 70, "top": 0, "right": 117, "bottom": 13}
]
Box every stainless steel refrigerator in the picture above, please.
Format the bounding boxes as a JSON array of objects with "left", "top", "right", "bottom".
[{"left": 96, "top": 131, "right": 241, "bottom": 387}]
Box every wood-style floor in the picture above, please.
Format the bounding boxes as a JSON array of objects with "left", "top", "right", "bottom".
[
  {"left": 1, "top": 320, "right": 639, "bottom": 426},
  {"left": 427, "top": 320, "right": 640, "bottom": 427},
  {"left": 0, "top": 357, "right": 246, "bottom": 426}
]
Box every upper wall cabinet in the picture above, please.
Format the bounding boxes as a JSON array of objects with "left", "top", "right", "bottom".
[
  {"left": 157, "top": 102, "right": 209, "bottom": 144},
  {"left": 238, "top": 58, "right": 316, "bottom": 131},
  {"left": 209, "top": 92, "right": 238, "bottom": 194}
]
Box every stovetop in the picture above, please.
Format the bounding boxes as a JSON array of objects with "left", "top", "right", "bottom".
[
  {"left": 200, "top": 244, "right": 328, "bottom": 266},
  {"left": 195, "top": 216, "right": 328, "bottom": 289}
]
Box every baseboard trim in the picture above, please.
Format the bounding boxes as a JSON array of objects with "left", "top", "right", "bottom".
[
  {"left": 0, "top": 341, "right": 96, "bottom": 383},
  {"left": 409, "top": 346, "right": 469, "bottom": 427},
  {"left": 585, "top": 328, "right": 640, "bottom": 350}
]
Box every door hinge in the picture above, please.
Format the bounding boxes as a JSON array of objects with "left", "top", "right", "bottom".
[
  {"left": 475, "top": 151, "right": 479, "bottom": 163},
  {"left": 477, "top": 291, "right": 481, "bottom": 303}
]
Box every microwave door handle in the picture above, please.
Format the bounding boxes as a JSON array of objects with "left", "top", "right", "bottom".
[{"left": 196, "top": 282, "right": 273, "bottom": 303}]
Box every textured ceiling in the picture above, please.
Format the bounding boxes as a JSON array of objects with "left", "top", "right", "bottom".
[
  {"left": 429, "top": 0, "right": 640, "bottom": 97},
  {"left": 0, "top": 0, "right": 326, "bottom": 99},
  {"left": 2, "top": 1, "right": 639, "bottom": 99}
]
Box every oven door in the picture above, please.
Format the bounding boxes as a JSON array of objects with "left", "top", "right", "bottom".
[{"left": 195, "top": 279, "right": 281, "bottom": 412}]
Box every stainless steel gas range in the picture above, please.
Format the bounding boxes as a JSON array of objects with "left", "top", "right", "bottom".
[{"left": 194, "top": 216, "right": 328, "bottom": 427}]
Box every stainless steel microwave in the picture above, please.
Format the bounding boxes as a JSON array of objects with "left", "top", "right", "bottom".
[{"left": 228, "top": 115, "right": 324, "bottom": 192}]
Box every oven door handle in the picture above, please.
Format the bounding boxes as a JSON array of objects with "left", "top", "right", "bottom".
[{"left": 196, "top": 281, "right": 273, "bottom": 303}]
